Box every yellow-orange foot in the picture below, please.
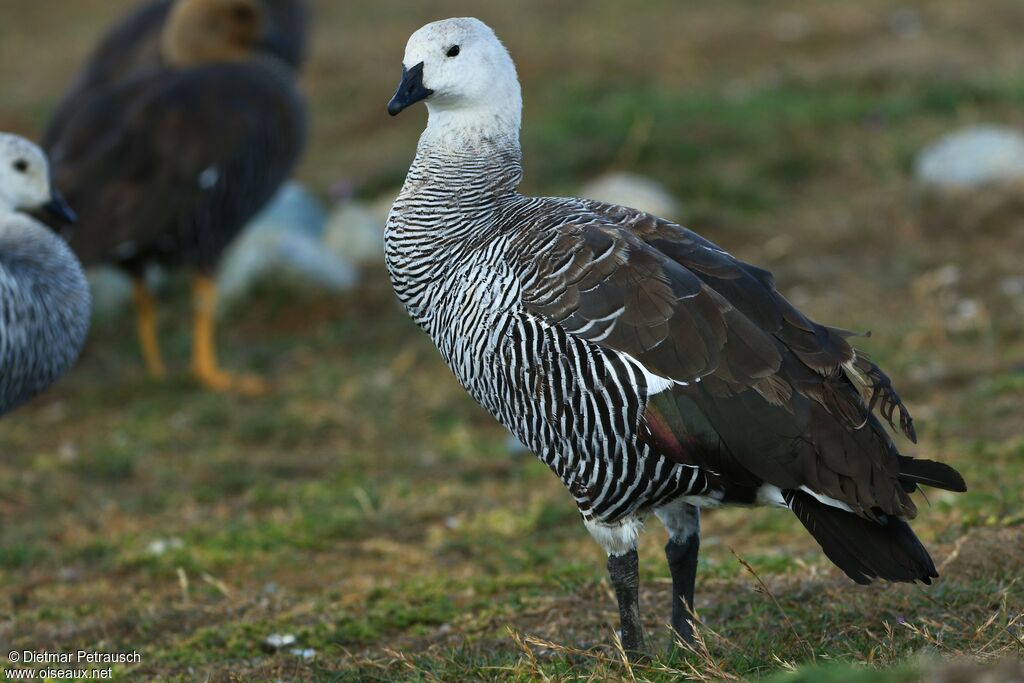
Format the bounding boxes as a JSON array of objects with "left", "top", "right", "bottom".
[
  {"left": 133, "top": 278, "right": 167, "bottom": 379},
  {"left": 191, "top": 364, "right": 268, "bottom": 396},
  {"left": 190, "top": 273, "right": 267, "bottom": 396}
]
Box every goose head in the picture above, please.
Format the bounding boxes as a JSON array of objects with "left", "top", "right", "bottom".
[
  {"left": 388, "top": 18, "right": 522, "bottom": 142},
  {"left": 0, "top": 133, "right": 76, "bottom": 224},
  {"left": 163, "top": 0, "right": 289, "bottom": 67}
]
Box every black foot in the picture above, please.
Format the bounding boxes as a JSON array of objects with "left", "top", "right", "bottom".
[
  {"left": 665, "top": 532, "right": 700, "bottom": 649},
  {"left": 607, "top": 549, "right": 647, "bottom": 659}
]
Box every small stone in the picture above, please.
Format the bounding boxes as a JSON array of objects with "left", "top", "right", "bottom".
[
  {"left": 247, "top": 182, "right": 328, "bottom": 240},
  {"left": 289, "top": 648, "right": 316, "bottom": 661},
  {"left": 146, "top": 538, "right": 184, "bottom": 556},
  {"left": 945, "top": 298, "right": 986, "bottom": 332},
  {"left": 263, "top": 633, "right": 297, "bottom": 652},
  {"left": 916, "top": 125, "right": 1024, "bottom": 189},
  {"left": 217, "top": 228, "right": 357, "bottom": 308},
  {"left": 579, "top": 172, "right": 682, "bottom": 220},
  {"left": 504, "top": 433, "right": 530, "bottom": 458},
  {"left": 324, "top": 201, "right": 384, "bottom": 266},
  {"left": 57, "top": 566, "right": 82, "bottom": 583},
  {"left": 1000, "top": 276, "right": 1024, "bottom": 298}
]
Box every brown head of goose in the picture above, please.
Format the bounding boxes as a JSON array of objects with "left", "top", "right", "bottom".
[
  {"left": 45, "top": 0, "right": 307, "bottom": 394},
  {"left": 43, "top": 0, "right": 308, "bottom": 149},
  {"left": 385, "top": 17, "right": 966, "bottom": 657}
]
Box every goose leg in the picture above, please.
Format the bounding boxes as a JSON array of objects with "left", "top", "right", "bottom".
[
  {"left": 656, "top": 502, "right": 701, "bottom": 648},
  {"left": 132, "top": 277, "right": 166, "bottom": 379},
  {"left": 608, "top": 549, "right": 647, "bottom": 657},
  {"left": 190, "top": 273, "right": 266, "bottom": 395},
  {"left": 585, "top": 518, "right": 648, "bottom": 658}
]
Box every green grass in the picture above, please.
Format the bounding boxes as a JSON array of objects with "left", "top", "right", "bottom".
[{"left": 2, "top": 0, "right": 1024, "bottom": 680}]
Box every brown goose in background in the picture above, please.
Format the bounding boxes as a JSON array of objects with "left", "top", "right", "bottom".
[
  {"left": 44, "top": 0, "right": 307, "bottom": 393},
  {"left": 43, "top": 0, "right": 308, "bottom": 150}
]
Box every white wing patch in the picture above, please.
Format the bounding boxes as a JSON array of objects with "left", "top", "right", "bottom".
[
  {"left": 756, "top": 484, "right": 787, "bottom": 508},
  {"left": 758, "top": 483, "right": 855, "bottom": 512},
  {"left": 799, "top": 486, "right": 854, "bottom": 513}
]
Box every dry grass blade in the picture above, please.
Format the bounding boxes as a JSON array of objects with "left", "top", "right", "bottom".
[
  {"left": 609, "top": 629, "right": 638, "bottom": 683},
  {"left": 507, "top": 626, "right": 547, "bottom": 682},
  {"left": 382, "top": 647, "right": 441, "bottom": 683},
  {"left": 669, "top": 622, "right": 743, "bottom": 682},
  {"left": 729, "top": 546, "right": 816, "bottom": 662}
]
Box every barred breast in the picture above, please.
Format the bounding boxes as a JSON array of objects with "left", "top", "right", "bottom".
[{"left": 386, "top": 142, "right": 709, "bottom": 523}]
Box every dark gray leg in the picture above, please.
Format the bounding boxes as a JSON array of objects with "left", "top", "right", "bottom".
[
  {"left": 665, "top": 531, "right": 700, "bottom": 644},
  {"left": 607, "top": 549, "right": 647, "bottom": 657},
  {"left": 655, "top": 502, "right": 701, "bottom": 647}
]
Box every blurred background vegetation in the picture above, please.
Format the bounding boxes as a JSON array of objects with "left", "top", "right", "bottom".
[{"left": 1, "top": 0, "right": 1022, "bottom": 680}]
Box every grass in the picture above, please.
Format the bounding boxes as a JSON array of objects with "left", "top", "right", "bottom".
[{"left": 1, "top": 0, "right": 1024, "bottom": 680}]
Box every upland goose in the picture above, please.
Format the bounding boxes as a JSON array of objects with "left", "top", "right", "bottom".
[
  {"left": 43, "top": 0, "right": 308, "bottom": 150},
  {"left": 45, "top": 0, "right": 307, "bottom": 393},
  {"left": 385, "top": 18, "right": 966, "bottom": 656},
  {"left": 0, "top": 133, "right": 90, "bottom": 415}
]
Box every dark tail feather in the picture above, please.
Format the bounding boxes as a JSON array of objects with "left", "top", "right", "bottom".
[
  {"left": 784, "top": 490, "right": 938, "bottom": 585},
  {"left": 898, "top": 456, "right": 967, "bottom": 493}
]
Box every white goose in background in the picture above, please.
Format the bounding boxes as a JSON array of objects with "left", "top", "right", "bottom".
[{"left": 0, "top": 133, "right": 89, "bottom": 416}]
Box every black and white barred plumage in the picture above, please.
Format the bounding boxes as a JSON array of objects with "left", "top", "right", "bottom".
[
  {"left": 388, "top": 144, "right": 705, "bottom": 526},
  {"left": 386, "top": 20, "right": 965, "bottom": 649}
]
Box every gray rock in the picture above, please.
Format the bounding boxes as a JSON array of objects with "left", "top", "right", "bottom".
[
  {"left": 86, "top": 266, "right": 134, "bottom": 318},
  {"left": 263, "top": 634, "right": 296, "bottom": 652},
  {"left": 579, "top": 172, "right": 682, "bottom": 220},
  {"left": 217, "top": 227, "right": 357, "bottom": 308},
  {"left": 216, "top": 176, "right": 352, "bottom": 306},
  {"left": 246, "top": 181, "right": 328, "bottom": 239},
  {"left": 368, "top": 188, "right": 401, "bottom": 226},
  {"left": 504, "top": 432, "right": 531, "bottom": 458},
  {"left": 916, "top": 126, "right": 1024, "bottom": 189},
  {"left": 324, "top": 201, "right": 384, "bottom": 266}
]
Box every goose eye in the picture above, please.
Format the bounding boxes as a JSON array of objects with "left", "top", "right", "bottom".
[
  {"left": 12, "top": 159, "right": 28, "bottom": 174},
  {"left": 446, "top": 45, "right": 461, "bottom": 58}
]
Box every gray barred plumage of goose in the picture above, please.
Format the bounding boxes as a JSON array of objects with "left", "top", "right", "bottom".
[
  {"left": 385, "top": 18, "right": 966, "bottom": 656},
  {"left": 0, "top": 133, "right": 90, "bottom": 416}
]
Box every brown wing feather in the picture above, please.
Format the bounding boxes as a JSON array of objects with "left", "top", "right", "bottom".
[{"left": 519, "top": 199, "right": 928, "bottom": 518}]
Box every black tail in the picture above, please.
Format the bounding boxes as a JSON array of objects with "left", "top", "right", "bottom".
[
  {"left": 898, "top": 456, "right": 967, "bottom": 493},
  {"left": 784, "top": 490, "right": 938, "bottom": 585}
]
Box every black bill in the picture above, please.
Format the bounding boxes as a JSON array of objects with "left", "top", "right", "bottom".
[
  {"left": 387, "top": 62, "right": 433, "bottom": 116},
  {"left": 42, "top": 189, "right": 77, "bottom": 224}
]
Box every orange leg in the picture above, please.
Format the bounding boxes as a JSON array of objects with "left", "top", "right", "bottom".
[
  {"left": 190, "top": 274, "right": 266, "bottom": 395},
  {"left": 132, "top": 277, "right": 167, "bottom": 379}
]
